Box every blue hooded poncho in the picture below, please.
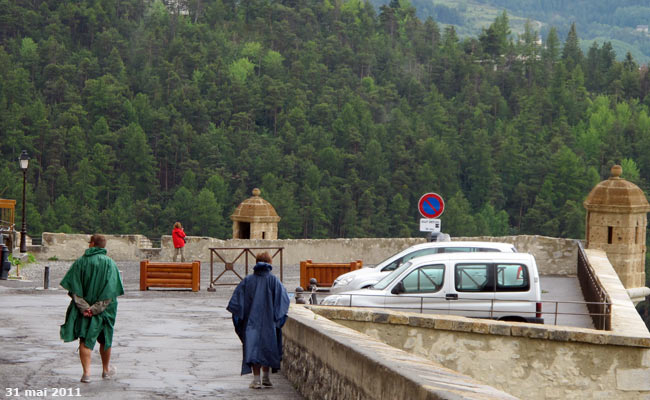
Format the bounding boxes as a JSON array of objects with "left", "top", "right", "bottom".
[{"left": 226, "top": 262, "right": 290, "bottom": 375}]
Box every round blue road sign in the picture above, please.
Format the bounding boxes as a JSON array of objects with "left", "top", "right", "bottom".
[{"left": 418, "top": 193, "right": 445, "bottom": 219}]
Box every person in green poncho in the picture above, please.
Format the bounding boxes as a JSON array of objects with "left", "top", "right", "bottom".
[{"left": 60, "top": 234, "right": 124, "bottom": 383}]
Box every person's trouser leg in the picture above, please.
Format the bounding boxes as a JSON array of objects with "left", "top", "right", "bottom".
[
  {"left": 250, "top": 364, "right": 262, "bottom": 388},
  {"left": 99, "top": 343, "right": 111, "bottom": 374},
  {"left": 173, "top": 248, "right": 179, "bottom": 262},
  {"left": 79, "top": 340, "right": 91, "bottom": 377},
  {"left": 180, "top": 247, "right": 185, "bottom": 262},
  {"left": 261, "top": 366, "right": 272, "bottom": 387}
]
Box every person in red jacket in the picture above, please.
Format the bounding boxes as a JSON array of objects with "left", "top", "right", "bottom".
[{"left": 172, "top": 222, "right": 186, "bottom": 262}]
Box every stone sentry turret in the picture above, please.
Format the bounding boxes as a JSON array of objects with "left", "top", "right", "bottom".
[
  {"left": 583, "top": 165, "right": 650, "bottom": 303},
  {"left": 230, "top": 188, "right": 281, "bottom": 240}
]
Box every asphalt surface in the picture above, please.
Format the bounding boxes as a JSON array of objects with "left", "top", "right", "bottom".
[
  {"left": 0, "top": 260, "right": 304, "bottom": 400},
  {"left": 0, "top": 258, "right": 595, "bottom": 400}
]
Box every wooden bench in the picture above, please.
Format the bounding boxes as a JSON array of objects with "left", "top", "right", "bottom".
[
  {"left": 300, "top": 259, "right": 363, "bottom": 288},
  {"left": 140, "top": 260, "right": 200, "bottom": 292}
]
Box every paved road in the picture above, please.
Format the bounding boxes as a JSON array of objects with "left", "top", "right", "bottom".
[
  {"left": 540, "top": 276, "right": 595, "bottom": 329},
  {"left": 0, "top": 261, "right": 303, "bottom": 400}
]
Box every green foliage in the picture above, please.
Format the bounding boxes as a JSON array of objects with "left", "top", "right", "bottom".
[
  {"left": 8, "top": 253, "right": 36, "bottom": 268},
  {"left": 1, "top": 1, "right": 650, "bottom": 242},
  {"left": 229, "top": 58, "right": 255, "bottom": 83}
]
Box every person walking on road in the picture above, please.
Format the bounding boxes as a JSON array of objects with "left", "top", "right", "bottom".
[
  {"left": 60, "top": 234, "right": 124, "bottom": 383},
  {"left": 172, "top": 221, "right": 186, "bottom": 262},
  {"left": 227, "top": 252, "right": 290, "bottom": 389}
]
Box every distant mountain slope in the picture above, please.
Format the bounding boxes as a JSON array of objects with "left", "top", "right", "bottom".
[{"left": 371, "top": 0, "right": 650, "bottom": 64}]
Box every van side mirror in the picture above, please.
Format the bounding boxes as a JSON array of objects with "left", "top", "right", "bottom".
[{"left": 391, "top": 281, "right": 405, "bottom": 295}]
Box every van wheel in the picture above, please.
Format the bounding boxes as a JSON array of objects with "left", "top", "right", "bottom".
[{"left": 499, "top": 317, "right": 526, "bottom": 323}]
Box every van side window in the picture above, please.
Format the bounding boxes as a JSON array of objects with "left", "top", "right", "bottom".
[
  {"left": 438, "top": 247, "right": 473, "bottom": 253},
  {"left": 401, "top": 264, "right": 444, "bottom": 293},
  {"left": 384, "top": 248, "right": 442, "bottom": 272},
  {"left": 496, "top": 264, "right": 530, "bottom": 291},
  {"left": 401, "top": 248, "right": 441, "bottom": 264},
  {"left": 381, "top": 258, "right": 402, "bottom": 272},
  {"left": 455, "top": 264, "right": 493, "bottom": 292}
]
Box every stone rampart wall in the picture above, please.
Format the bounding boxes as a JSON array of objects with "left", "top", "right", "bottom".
[
  {"left": 311, "top": 306, "right": 650, "bottom": 400},
  {"left": 27, "top": 233, "right": 579, "bottom": 276},
  {"left": 283, "top": 305, "right": 518, "bottom": 400},
  {"left": 455, "top": 235, "right": 580, "bottom": 275}
]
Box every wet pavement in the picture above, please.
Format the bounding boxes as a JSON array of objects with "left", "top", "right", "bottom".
[
  {"left": 0, "top": 258, "right": 597, "bottom": 400},
  {"left": 0, "top": 261, "right": 303, "bottom": 400},
  {"left": 540, "top": 276, "right": 594, "bottom": 329}
]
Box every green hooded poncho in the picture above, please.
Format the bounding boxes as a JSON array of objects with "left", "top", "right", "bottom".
[{"left": 60, "top": 247, "right": 124, "bottom": 350}]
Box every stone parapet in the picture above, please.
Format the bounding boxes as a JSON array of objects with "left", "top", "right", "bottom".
[
  {"left": 27, "top": 234, "right": 582, "bottom": 278},
  {"left": 311, "top": 306, "right": 650, "bottom": 347},
  {"left": 454, "top": 235, "right": 579, "bottom": 275},
  {"left": 585, "top": 248, "right": 650, "bottom": 333},
  {"left": 310, "top": 306, "right": 650, "bottom": 399},
  {"left": 29, "top": 233, "right": 428, "bottom": 265},
  {"left": 283, "top": 305, "right": 518, "bottom": 400}
]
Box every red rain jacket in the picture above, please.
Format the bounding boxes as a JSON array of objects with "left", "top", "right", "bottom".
[{"left": 172, "top": 227, "right": 186, "bottom": 248}]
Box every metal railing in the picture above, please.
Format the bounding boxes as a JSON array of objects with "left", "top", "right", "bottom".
[
  {"left": 303, "top": 291, "right": 611, "bottom": 329},
  {"left": 207, "top": 247, "right": 284, "bottom": 290},
  {"left": 576, "top": 242, "right": 612, "bottom": 330}
]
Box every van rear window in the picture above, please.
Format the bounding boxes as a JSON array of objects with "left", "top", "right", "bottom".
[{"left": 496, "top": 264, "right": 530, "bottom": 291}]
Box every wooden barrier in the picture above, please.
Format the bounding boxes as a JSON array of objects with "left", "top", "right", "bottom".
[
  {"left": 140, "top": 260, "right": 200, "bottom": 292},
  {"left": 300, "top": 259, "right": 362, "bottom": 288}
]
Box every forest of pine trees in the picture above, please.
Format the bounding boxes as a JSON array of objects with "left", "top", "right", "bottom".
[{"left": 1, "top": 0, "right": 650, "bottom": 268}]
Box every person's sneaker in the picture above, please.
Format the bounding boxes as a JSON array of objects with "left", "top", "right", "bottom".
[
  {"left": 80, "top": 375, "right": 91, "bottom": 383},
  {"left": 102, "top": 365, "right": 117, "bottom": 379},
  {"left": 262, "top": 376, "right": 273, "bottom": 388},
  {"left": 249, "top": 379, "right": 262, "bottom": 389}
]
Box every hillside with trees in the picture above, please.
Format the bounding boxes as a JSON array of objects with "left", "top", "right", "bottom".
[
  {"left": 372, "top": 0, "right": 650, "bottom": 64},
  {"left": 0, "top": 0, "right": 649, "bottom": 265}
]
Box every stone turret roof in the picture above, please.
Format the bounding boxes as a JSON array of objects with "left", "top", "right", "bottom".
[
  {"left": 230, "top": 188, "right": 281, "bottom": 223},
  {"left": 583, "top": 165, "right": 650, "bottom": 213}
]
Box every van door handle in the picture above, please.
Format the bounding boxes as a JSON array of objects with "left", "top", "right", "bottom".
[{"left": 445, "top": 293, "right": 458, "bottom": 300}]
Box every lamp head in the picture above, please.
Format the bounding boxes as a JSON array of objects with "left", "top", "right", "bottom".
[{"left": 19, "top": 150, "right": 29, "bottom": 170}]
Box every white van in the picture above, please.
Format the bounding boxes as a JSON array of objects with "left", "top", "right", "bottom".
[
  {"left": 329, "top": 241, "right": 517, "bottom": 295},
  {"left": 322, "top": 252, "right": 543, "bottom": 324}
]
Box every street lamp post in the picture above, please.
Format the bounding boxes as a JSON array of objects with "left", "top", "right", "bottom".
[{"left": 19, "top": 150, "right": 29, "bottom": 253}]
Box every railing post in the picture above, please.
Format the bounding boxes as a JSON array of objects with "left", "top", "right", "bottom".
[
  {"left": 43, "top": 266, "right": 49, "bottom": 289},
  {"left": 554, "top": 302, "right": 559, "bottom": 326},
  {"left": 490, "top": 298, "right": 494, "bottom": 318},
  {"left": 208, "top": 250, "right": 215, "bottom": 292}
]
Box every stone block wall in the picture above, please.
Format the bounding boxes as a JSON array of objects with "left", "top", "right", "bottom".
[
  {"left": 454, "top": 235, "right": 580, "bottom": 275},
  {"left": 586, "top": 211, "right": 648, "bottom": 288},
  {"left": 311, "top": 306, "right": 650, "bottom": 400},
  {"left": 27, "top": 233, "right": 580, "bottom": 277},
  {"left": 29, "top": 233, "right": 428, "bottom": 266},
  {"left": 283, "top": 305, "right": 518, "bottom": 400}
]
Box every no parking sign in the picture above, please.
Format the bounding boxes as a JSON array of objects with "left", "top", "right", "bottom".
[
  {"left": 418, "top": 193, "right": 444, "bottom": 234},
  {"left": 418, "top": 193, "right": 445, "bottom": 219}
]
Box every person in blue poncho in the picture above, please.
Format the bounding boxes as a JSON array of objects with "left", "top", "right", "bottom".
[{"left": 227, "top": 251, "right": 290, "bottom": 389}]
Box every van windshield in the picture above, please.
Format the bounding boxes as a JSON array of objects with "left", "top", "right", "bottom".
[{"left": 371, "top": 261, "right": 413, "bottom": 290}]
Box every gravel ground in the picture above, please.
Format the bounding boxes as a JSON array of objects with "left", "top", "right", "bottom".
[{"left": 5, "top": 259, "right": 304, "bottom": 299}]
